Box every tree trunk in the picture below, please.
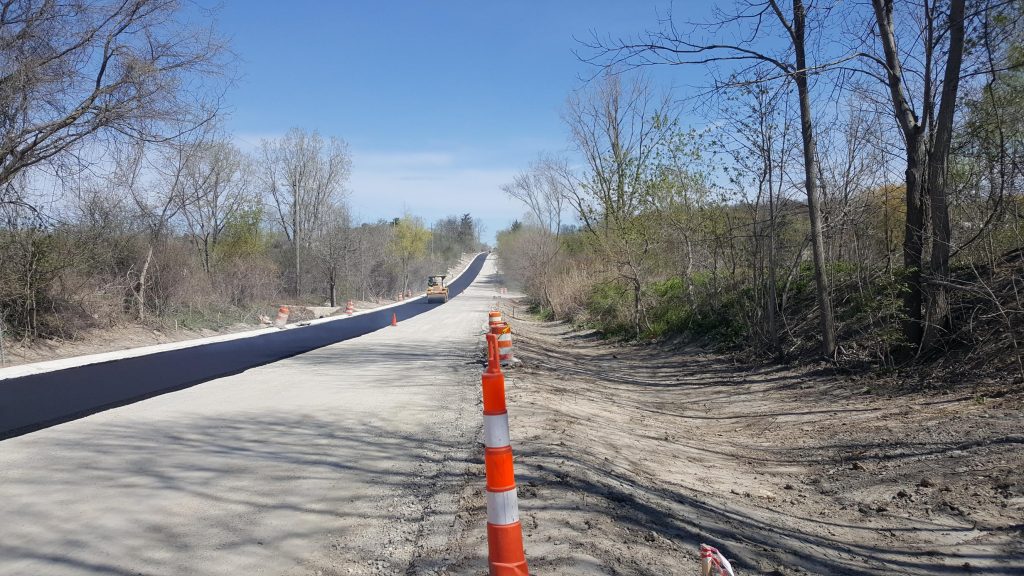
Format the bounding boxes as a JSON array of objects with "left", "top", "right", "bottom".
[
  {"left": 903, "top": 141, "right": 927, "bottom": 347},
  {"left": 329, "top": 270, "right": 337, "bottom": 307},
  {"left": 884, "top": 186, "right": 894, "bottom": 276},
  {"left": 294, "top": 240, "right": 301, "bottom": 297},
  {"left": 767, "top": 208, "right": 780, "bottom": 355},
  {"left": 202, "top": 235, "right": 211, "bottom": 275},
  {"left": 633, "top": 278, "right": 642, "bottom": 339},
  {"left": 792, "top": 0, "right": 837, "bottom": 359},
  {"left": 292, "top": 211, "right": 302, "bottom": 297},
  {"left": 683, "top": 233, "right": 694, "bottom": 303},
  {"left": 923, "top": 0, "right": 966, "bottom": 348},
  {"left": 25, "top": 242, "right": 38, "bottom": 337},
  {"left": 136, "top": 246, "right": 153, "bottom": 322},
  {"left": 871, "top": 0, "right": 928, "bottom": 349}
]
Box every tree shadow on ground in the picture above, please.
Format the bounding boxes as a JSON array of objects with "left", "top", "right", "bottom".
[{"left": 0, "top": 413, "right": 483, "bottom": 576}]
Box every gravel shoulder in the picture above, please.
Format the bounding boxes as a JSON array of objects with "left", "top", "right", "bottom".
[{"left": 478, "top": 305, "right": 1023, "bottom": 575}]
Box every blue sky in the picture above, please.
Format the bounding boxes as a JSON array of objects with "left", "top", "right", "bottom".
[{"left": 213, "top": 1, "right": 707, "bottom": 241}]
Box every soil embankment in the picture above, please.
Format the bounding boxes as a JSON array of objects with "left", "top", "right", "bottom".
[{"left": 451, "top": 305, "right": 1023, "bottom": 574}]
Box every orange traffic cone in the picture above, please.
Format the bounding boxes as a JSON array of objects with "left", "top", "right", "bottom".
[
  {"left": 481, "top": 334, "right": 528, "bottom": 575},
  {"left": 496, "top": 324, "right": 514, "bottom": 366},
  {"left": 391, "top": 312, "right": 398, "bottom": 326},
  {"left": 274, "top": 306, "right": 289, "bottom": 328},
  {"left": 488, "top": 310, "right": 503, "bottom": 331}
]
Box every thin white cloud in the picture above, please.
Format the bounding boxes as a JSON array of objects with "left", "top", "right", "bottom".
[
  {"left": 231, "top": 131, "right": 283, "bottom": 153},
  {"left": 355, "top": 150, "right": 456, "bottom": 170},
  {"left": 349, "top": 161, "right": 521, "bottom": 241}
]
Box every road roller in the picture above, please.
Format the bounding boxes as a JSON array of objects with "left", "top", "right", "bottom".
[{"left": 426, "top": 274, "right": 448, "bottom": 303}]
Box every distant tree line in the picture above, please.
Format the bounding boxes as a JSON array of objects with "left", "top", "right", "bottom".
[{"left": 0, "top": 1, "right": 483, "bottom": 341}]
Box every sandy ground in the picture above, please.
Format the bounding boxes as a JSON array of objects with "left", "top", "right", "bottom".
[
  {"left": 0, "top": 323, "right": 254, "bottom": 367},
  {"left": 462, "top": 305, "right": 1024, "bottom": 575}
]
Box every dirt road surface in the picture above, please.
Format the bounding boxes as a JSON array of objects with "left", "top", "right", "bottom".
[
  {"left": 2, "top": 255, "right": 1021, "bottom": 575},
  {"left": 0, "top": 258, "right": 501, "bottom": 576},
  {"left": 486, "top": 308, "right": 1023, "bottom": 575}
]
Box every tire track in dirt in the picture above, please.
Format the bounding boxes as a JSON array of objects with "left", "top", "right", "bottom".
[{"left": 487, "top": 307, "right": 1023, "bottom": 575}]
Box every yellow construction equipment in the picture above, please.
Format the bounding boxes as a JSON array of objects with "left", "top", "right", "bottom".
[{"left": 426, "top": 274, "right": 448, "bottom": 303}]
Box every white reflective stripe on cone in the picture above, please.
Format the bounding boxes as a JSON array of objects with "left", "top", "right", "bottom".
[
  {"left": 486, "top": 488, "right": 521, "bottom": 525},
  {"left": 483, "top": 413, "right": 510, "bottom": 448}
]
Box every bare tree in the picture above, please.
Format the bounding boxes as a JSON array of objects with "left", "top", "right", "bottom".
[
  {"left": 123, "top": 140, "right": 184, "bottom": 321},
  {"left": 0, "top": 0, "right": 228, "bottom": 203},
  {"left": 717, "top": 77, "right": 798, "bottom": 355},
  {"left": 260, "top": 128, "right": 351, "bottom": 296},
  {"left": 866, "top": 0, "right": 965, "bottom": 349},
  {"left": 177, "top": 138, "right": 253, "bottom": 274},
  {"left": 313, "top": 202, "right": 352, "bottom": 307},
  {"left": 584, "top": 0, "right": 842, "bottom": 357},
  {"left": 502, "top": 154, "right": 568, "bottom": 235},
  {"left": 563, "top": 71, "right": 673, "bottom": 337},
  {"left": 502, "top": 155, "right": 570, "bottom": 310},
  {"left": 349, "top": 221, "right": 395, "bottom": 302}
]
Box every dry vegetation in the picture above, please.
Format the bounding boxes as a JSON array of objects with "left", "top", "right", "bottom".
[
  {"left": 497, "top": 1, "right": 1024, "bottom": 388},
  {"left": 0, "top": 1, "right": 483, "bottom": 359}
]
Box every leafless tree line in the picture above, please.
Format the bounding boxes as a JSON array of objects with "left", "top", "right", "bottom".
[
  {"left": 500, "top": 0, "right": 1023, "bottom": 377},
  {"left": 0, "top": 1, "right": 483, "bottom": 343}
]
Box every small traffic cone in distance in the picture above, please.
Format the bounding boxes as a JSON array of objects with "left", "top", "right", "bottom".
[
  {"left": 391, "top": 312, "right": 398, "bottom": 326},
  {"left": 274, "top": 306, "right": 289, "bottom": 328}
]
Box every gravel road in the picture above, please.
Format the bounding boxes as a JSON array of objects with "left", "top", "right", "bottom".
[{"left": 0, "top": 257, "right": 503, "bottom": 576}]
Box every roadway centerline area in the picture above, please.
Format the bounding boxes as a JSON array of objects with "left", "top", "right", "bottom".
[{"left": 0, "top": 257, "right": 503, "bottom": 576}]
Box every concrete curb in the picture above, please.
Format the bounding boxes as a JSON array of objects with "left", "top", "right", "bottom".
[{"left": 0, "top": 253, "right": 488, "bottom": 440}]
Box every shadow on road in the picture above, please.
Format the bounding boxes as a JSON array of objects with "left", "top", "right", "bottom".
[{"left": 0, "top": 411, "right": 485, "bottom": 575}]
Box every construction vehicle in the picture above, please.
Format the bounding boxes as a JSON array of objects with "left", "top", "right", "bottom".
[{"left": 426, "top": 275, "right": 448, "bottom": 303}]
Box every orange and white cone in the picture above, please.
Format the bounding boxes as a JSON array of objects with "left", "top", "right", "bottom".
[
  {"left": 274, "top": 306, "right": 289, "bottom": 328},
  {"left": 481, "top": 334, "right": 528, "bottom": 575},
  {"left": 345, "top": 300, "right": 355, "bottom": 315},
  {"left": 495, "top": 324, "right": 513, "bottom": 366},
  {"left": 391, "top": 312, "right": 398, "bottom": 326},
  {"left": 488, "top": 310, "right": 503, "bottom": 331}
]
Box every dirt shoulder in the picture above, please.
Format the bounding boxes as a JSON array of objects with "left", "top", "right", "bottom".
[
  {"left": 475, "top": 305, "right": 1023, "bottom": 575},
  {"left": 0, "top": 323, "right": 255, "bottom": 368}
]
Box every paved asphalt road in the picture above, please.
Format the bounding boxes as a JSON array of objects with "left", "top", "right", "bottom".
[{"left": 0, "top": 257, "right": 503, "bottom": 575}]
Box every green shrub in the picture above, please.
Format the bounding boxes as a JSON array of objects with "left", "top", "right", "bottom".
[
  {"left": 527, "top": 302, "right": 555, "bottom": 321},
  {"left": 585, "top": 281, "right": 632, "bottom": 337},
  {"left": 645, "top": 277, "right": 691, "bottom": 338}
]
